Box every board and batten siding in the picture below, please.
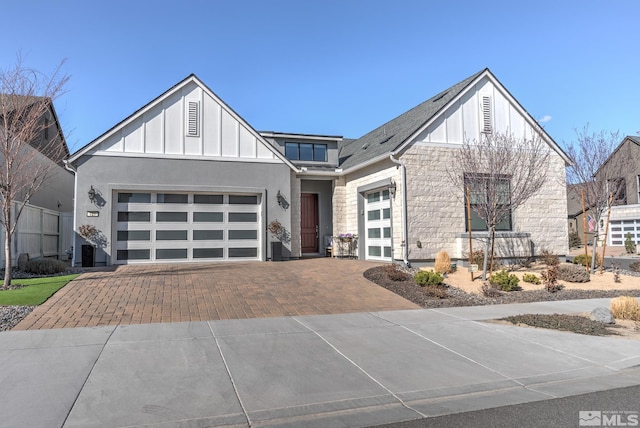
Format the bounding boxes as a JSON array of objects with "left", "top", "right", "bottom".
[
  {"left": 413, "top": 76, "right": 538, "bottom": 146},
  {"left": 93, "top": 81, "right": 277, "bottom": 162}
]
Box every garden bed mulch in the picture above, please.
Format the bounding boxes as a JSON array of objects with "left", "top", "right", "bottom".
[{"left": 363, "top": 266, "right": 640, "bottom": 309}]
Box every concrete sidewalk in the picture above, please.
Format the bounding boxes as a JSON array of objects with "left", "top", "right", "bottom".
[{"left": 2, "top": 299, "right": 640, "bottom": 428}]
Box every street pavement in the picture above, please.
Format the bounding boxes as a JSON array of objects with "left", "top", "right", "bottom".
[{"left": 1, "top": 298, "right": 640, "bottom": 427}]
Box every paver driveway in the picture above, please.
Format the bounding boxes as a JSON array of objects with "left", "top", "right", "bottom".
[{"left": 15, "top": 258, "right": 418, "bottom": 330}]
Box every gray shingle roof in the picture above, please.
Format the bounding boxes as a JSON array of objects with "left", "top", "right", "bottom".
[{"left": 338, "top": 69, "right": 486, "bottom": 170}]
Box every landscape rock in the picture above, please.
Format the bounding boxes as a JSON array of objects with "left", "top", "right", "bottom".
[{"left": 590, "top": 307, "right": 615, "bottom": 324}]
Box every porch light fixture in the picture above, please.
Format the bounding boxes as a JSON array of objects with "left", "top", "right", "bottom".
[
  {"left": 276, "top": 190, "right": 289, "bottom": 210},
  {"left": 88, "top": 186, "right": 96, "bottom": 202},
  {"left": 389, "top": 181, "right": 397, "bottom": 198}
]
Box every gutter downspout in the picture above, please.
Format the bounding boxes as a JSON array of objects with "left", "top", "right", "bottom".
[
  {"left": 63, "top": 159, "right": 77, "bottom": 267},
  {"left": 389, "top": 154, "right": 410, "bottom": 267}
]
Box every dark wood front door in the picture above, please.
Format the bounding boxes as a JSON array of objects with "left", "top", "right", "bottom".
[{"left": 301, "top": 193, "right": 319, "bottom": 253}]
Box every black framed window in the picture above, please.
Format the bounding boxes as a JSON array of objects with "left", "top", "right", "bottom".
[
  {"left": 284, "top": 142, "right": 327, "bottom": 161},
  {"left": 464, "top": 174, "right": 512, "bottom": 232}
]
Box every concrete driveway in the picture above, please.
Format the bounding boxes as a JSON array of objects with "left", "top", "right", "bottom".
[{"left": 15, "top": 258, "right": 418, "bottom": 330}]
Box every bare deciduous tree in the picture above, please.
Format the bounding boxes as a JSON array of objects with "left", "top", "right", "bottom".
[
  {"left": 447, "top": 132, "right": 550, "bottom": 279},
  {"left": 565, "top": 125, "right": 624, "bottom": 273},
  {"left": 0, "top": 57, "right": 69, "bottom": 287}
]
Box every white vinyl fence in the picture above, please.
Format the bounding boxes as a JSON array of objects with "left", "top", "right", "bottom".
[{"left": 0, "top": 202, "right": 73, "bottom": 267}]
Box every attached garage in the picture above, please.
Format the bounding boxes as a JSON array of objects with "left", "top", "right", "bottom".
[{"left": 113, "top": 191, "right": 262, "bottom": 263}]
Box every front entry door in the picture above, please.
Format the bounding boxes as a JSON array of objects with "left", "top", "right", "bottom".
[{"left": 301, "top": 193, "right": 319, "bottom": 253}]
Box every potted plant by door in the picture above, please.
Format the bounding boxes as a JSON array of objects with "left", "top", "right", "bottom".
[{"left": 267, "top": 219, "right": 290, "bottom": 261}]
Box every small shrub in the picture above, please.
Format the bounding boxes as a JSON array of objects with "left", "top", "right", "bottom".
[
  {"left": 481, "top": 283, "right": 504, "bottom": 297},
  {"left": 573, "top": 253, "right": 601, "bottom": 268},
  {"left": 414, "top": 270, "right": 444, "bottom": 287},
  {"left": 522, "top": 273, "right": 541, "bottom": 285},
  {"left": 541, "top": 265, "right": 563, "bottom": 293},
  {"left": 422, "top": 285, "right": 449, "bottom": 299},
  {"left": 488, "top": 269, "right": 521, "bottom": 292},
  {"left": 24, "top": 258, "right": 68, "bottom": 275},
  {"left": 610, "top": 296, "right": 640, "bottom": 321},
  {"left": 625, "top": 233, "right": 636, "bottom": 254},
  {"left": 539, "top": 249, "right": 560, "bottom": 267},
  {"left": 568, "top": 230, "right": 582, "bottom": 249},
  {"left": 613, "top": 262, "right": 621, "bottom": 283},
  {"left": 629, "top": 259, "right": 640, "bottom": 273},
  {"left": 382, "top": 264, "right": 411, "bottom": 281},
  {"left": 557, "top": 263, "right": 590, "bottom": 283},
  {"left": 434, "top": 251, "right": 452, "bottom": 274}
]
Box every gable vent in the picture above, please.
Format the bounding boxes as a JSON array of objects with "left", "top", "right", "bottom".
[
  {"left": 482, "top": 96, "right": 492, "bottom": 133},
  {"left": 186, "top": 101, "right": 200, "bottom": 137}
]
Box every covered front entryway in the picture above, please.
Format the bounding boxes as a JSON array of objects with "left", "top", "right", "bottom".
[
  {"left": 299, "top": 179, "right": 334, "bottom": 257},
  {"left": 113, "top": 191, "right": 262, "bottom": 264},
  {"left": 364, "top": 189, "right": 392, "bottom": 261}
]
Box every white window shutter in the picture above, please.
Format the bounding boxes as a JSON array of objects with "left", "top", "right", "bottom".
[
  {"left": 482, "top": 96, "right": 492, "bottom": 133},
  {"left": 186, "top": 101, "right": 199, "bottom": 136}
]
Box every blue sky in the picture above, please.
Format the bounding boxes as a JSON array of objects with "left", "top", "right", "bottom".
[{"left": 2, "top": 0, "right": 638, "bottom": 153}]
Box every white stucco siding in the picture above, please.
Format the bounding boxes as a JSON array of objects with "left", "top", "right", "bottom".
[
  {"left": 414, "top": 76, "right": 538, "bottom": 146},
  {"left": 341, "top": 160, "right": 403, "bottom": 260},
  {"left": 94, "top": 80, "right": 278, "bottom": 162}
]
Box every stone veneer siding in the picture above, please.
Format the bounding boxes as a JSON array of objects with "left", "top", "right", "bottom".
[
  {"left": 400, "top": 144, "right": 569, "bottom": 260},
  {"left": 338, "top": 159, "right": 403, "bottom": 260}
]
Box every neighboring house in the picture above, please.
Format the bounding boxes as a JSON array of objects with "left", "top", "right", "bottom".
[
  {"left": 66, "top": 68, "right": 570, "bottom": 266},
  {"left": 0, "top": 96, "right": 74, "bottom": 265},
  {"left": 567, "top": 183, "right": 595, "bottom": 246},
  {"left": 594, "top": 136, "right": 640, "bottom": 249}
]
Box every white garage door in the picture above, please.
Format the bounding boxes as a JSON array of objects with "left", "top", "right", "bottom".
[
  {"left": 365, "top": 189, "right": 392, "bottom": 261},
  {"left": 113, "top": 192, "right": 261, "bottom": 263}
]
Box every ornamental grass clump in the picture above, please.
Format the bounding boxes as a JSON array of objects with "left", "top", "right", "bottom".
[
  {"left": 434, "top": 251, "right": 452, "bottom": 274},
  {"left": 382, "top": 263, "right": 411, "bottom": 281},
  {"left": 610, "top": 296, "right": 640, "bottom": 321}
]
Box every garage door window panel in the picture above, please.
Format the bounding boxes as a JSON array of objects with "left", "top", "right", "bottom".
[
  {"left": 193, "top": 194, "right": 223, "bottom": 204},
  {"left": 156, "top": 248, "right": 188, "bottom": 259},
  {"left": 157, "top": 212, "right": 188, "bottom": 222},
  {"left": 193, "top": 212, "right": 224, "bottom": 222},
  {"left": 117, "top": 230, "right": 151, "bottom": 241},
  {"left": 156, "top": 230, "right": 188, "bottom": 240},
  {"left": 117, "top": 249, "right": 150, "bottom": 260},
  {"left": 193, "top": 230, "right": 224, "bottom": 240},
  {"left": 157, "top": 193, "right": 188, "bottom": 204},
  {"left": 193, "top": 248, "right": 224, "bottom": 258},
  {"left": 228, "top": 230, "right": 258, "bottom": 240},
  {"left": 229, "top": 248, "right": 258, "bottom": 258},
  {"left": 229, "top": 212, "right": 257, "bottom": 222},
  {"left": 118, "top": 193, "right": 151, "bottom": 203},
  {"left": 118, "top": 212, "right": 151, "bottom": 222},
  {"left": 228, "top": 195, "right": 258, "bottom": 205}
]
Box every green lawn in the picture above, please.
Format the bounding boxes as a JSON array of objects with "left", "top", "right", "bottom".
[{"left": 0, "top": 274, "right": 79, "bottom": 306}]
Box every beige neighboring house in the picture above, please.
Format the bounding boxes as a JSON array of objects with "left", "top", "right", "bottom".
[{"left": 67, "top": 68, "right": 570, "bottom": 266}]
